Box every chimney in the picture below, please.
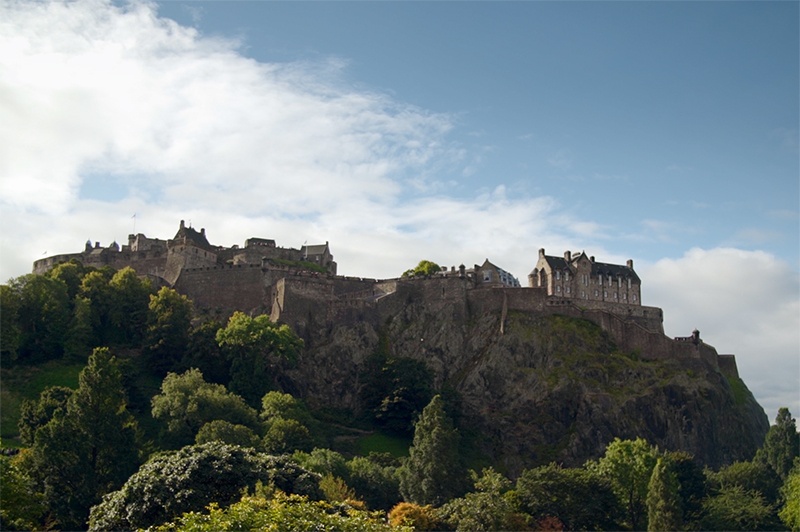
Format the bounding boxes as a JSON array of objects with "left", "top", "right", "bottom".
[
  {"left": 590, "top": 256, "right": 595, "bottom": 262},
  {"left": 200, "top": 228, "right": 205, "bottom": 237},
  {"left": 627, "top": 259, "right": 634, "bottom": 269},
  {"left": 538, "top": 248, "right": 545, "bottom": 259},
  {"left": 180, "top": 220, "right": 185, "bottom": 229},
  {"left": 564, "top": 250, "right": 571, "bottom": 262}
]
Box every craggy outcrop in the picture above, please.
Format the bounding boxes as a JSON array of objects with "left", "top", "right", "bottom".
[{"left": 284, "top": 288, "right": 768, "bottom": 476}]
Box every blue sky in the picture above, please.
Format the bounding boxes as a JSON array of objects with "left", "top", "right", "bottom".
[{"left": 1, "top": 0, "right": 797, "bottom": 421}]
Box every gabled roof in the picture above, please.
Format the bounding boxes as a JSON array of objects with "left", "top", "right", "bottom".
[
  {"left": 172, "top": 223, "right": 212, "bottom": 250},
  {"left": 537, "top": 250, "right": 640, "bottom": 282}
]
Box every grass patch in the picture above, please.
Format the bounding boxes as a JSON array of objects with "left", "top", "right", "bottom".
[
  {"left": 355, "top": 432, "right": 411, "bottom": 458},
  {"left": 1, "top": 360, "right": 85, "bottom": 446},
  {"left": 726, "top": 375, "right": 750, "bottom": 406}
]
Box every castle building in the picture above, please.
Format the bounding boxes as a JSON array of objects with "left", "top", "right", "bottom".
[{"left": 528, "top": 248, "right": 641, "bottom": 305}]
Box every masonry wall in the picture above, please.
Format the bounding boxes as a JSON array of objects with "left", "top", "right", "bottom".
[{"left": 175, "top": 264, "right": 267, "bottom": 314}]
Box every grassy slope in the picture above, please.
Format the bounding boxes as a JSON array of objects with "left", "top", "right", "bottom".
[{"left": 1, "top": 360, "right": 85, "bottom": 447}]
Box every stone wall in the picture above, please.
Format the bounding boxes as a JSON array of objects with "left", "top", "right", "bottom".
[{"left": 175, "top": 264, "right": 267, "bottom": 315}]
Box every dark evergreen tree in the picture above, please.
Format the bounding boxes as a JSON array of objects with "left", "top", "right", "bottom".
[
  {"left": 17, "top": 385, "right": 73, "bottom": 446},
  {"left": 646, "top": 457, "right": 682, "bottom": 531},
  {"left": 26, "top": 348, "right": 141, "bottom": 529},
  {"left": 756, "top": 407, "right": 800, "bottom": 480},
  {"left": 398, "top": 395, "right": 466, "bottom": 505}
]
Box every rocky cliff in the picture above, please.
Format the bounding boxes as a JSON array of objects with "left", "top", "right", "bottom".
[{"left": 282, "top": 285, "right": 768, "bottom": 476}]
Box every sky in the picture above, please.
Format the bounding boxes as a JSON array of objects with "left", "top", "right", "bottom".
[{"left": 1, "top": 0, "right": 798, "bottom": 421}]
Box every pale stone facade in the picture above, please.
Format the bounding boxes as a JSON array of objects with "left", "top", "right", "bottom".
[{"left": 528, "top": 248, "right": 642, "bottom": 306}]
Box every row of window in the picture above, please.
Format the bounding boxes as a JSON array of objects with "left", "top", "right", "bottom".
[
  {"left": 554, "top": 285, "right": 638, "bottom": 302},
  {"left": 553, "top": 270, "right": 633, "bottom": 289}
]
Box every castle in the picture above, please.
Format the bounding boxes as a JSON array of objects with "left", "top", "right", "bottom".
[{"left": 33, "top": 221, "right": 739, "bottom": 377}]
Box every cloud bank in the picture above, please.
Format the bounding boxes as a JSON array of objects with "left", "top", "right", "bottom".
[{"left": 1, "top": 0, "right": 796, "bottom": 421}]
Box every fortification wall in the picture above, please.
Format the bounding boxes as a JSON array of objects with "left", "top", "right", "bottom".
[
  {"left": 717, "top": 355, "right": 740, "bottom": 378},
  {"left": 175, "top": 264, "right": 266, "bottom": 314}
]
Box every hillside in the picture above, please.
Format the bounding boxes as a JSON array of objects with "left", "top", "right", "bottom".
[{"left": 283, "top": 288, "right": 768, "bottom": 475}]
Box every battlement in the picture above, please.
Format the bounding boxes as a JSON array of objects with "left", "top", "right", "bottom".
[{"left": 31, "top": 221, "right": 738, "bottom": 375}]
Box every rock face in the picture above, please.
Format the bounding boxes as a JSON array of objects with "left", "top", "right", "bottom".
[{"left": 283, "top": 285, "right": 768, "bottom": 476}]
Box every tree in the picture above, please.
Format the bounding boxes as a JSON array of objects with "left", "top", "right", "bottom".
[
  {"left": 180, "top": 319, "right": 229, "bottom": 385},
  {"left": 152, "top": 491, "right": 409, "bottom": 532},
  {"left": 665, "top": 450, "right": 706, "bottom": 527},
  {"left": 402, "top": 260, "right": 442, "bottom": 278},
  {"left": 144, "top": 287, "right": 194, "bottom": 376},
  {"left": 9, "top": 274, "right": 70, "bottom": 362},
  {"left": 17, "top": 385, "right": 73, "bottom": 446},
  {"left": 108, "top": 266, "right": 153, "bottom": 345},
  {"left": 646, "top": 457, "right": 682, "bottom": 531},
  {"left": 0, "top": 449, "right": 46, "bottom": 531},
  {"left": 515, "top": 463, "right": 621, "bottom": 531},
  {"left": 0, "top": 284, "right": 21, "bottom": 361},
  {"left": 88, "top": 443, "right": 323, "bottom": 532},
  {"left": 588, "top": 437, "right": 659, "bottom": 530},
  {"left": 438, "top": 468, "right": 530, "bottom": 531},
  {"left": 151, "top": 368, "right": 259, "bottom": 448},
  {"left": 216, "top": 312, "right": 303, "bottom": 405},
  {"left": 262, "top": 417, "right": 313, "bottom": 454},
  {"left": 77, "top": 269, "right": 116, "bottom": 345},
  {"left": 196, "top": 420, "right": 261, "bottom": 449},
  {"left": 26, "top": 348, "right": 141, "bottom": 530},
  {"left": 347, "top": 455, "right": 402, "bottom": 511},
  {"left": 756, "top": 407, "right": 800, "bottom": 480},
  {"left": 701, "top": 485, "right": 779, "bottom": 531},
  {"left": 706, "top": 460, "right": 781, "bottom": 505},
  {"left": 359, "top": 355, "right": 434, "bottom": 435},
  {"left": 389, "top": 502, "right": 442, "bottom": 531},
  {"left": 779, "top": 459, "right": 800, "bottom": 530},
  {"left": 398, "top": 395, "right": 466, "bottom": 505}
]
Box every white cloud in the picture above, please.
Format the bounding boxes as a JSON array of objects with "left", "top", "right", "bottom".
[{"left": 643, "top": 248, "right": 800, "bottom": 421}]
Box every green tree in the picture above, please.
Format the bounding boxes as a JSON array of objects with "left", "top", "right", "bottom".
[
  {"left": 0, "top": 449, "right": 47, "bottom": 531},
  {"left": 756, "top": 407, "right": 800, "bottom": 480},
  {"left": 196, "top": 419, "right": 262, "bottom": 449},
  {"left": 26, "top": 348, "right": 141, "bottom": 530},
  {"left": 0, "top": 284, "right": 21, "bottom": 361},
  {"left": 144, "top": 287, "right": 194, "bottom": 376},
  {"left": 293, "top": 448, "right": 350, "bottom": 482},
  {"left": 779, "top": 459, "right": 800, "bottom": 531},
  {"left": 108, "top": 266, "right": 153, "bottom": 344},
  {"left": 216, "top": 312, "right": 303, "bottom": 405},
  {"left": 701, "top": 485, "right": 779, "bottom": 531},
  {"left": 180, "top": 319, "right": 230, "bottom": 385},
  {"left": 402, "top": 260, "right": 442, "bottom": 278},
  {"left": 646, "top": 457, "right": 682, "bottom": 531},
  {"left": 588, "top": 437, "right": 659, "bottom": 531},
  {"left": 398, "top": 395, "right": 466, "bottom": 505},
  {"left": 88, "top": 442, "right": 323, "bottom": 532},
  {"left": 666, "top": 450, "right": 706, "bottom": 527},
  {"left": 151, "top": 368, "right": 259, "bottom": 448},
  {"left": 152, "top": 491, "right": 409, "bottom": 532},
  {"left": 706, "top": 460, "right": 781, "bottom": 505},
  {"left": 347, "top": 455, "right": 402, "bottom": 511},
  {"left": 360, "top": 355, "right": 434, "bottom": 435},
  {"left": 9, "top": 274, "right": 70, "bottom": 361},
  {"left": 438, "top": 467, "right": 530, "bottom": 532},
  {"left": 515, "top": 463, "right": 621, "bottom": 531},
  {"left": 17, "top": 385, "right": 73, "bottom": 446},
  {"left": 262, "top": 417, "right": 313, "bottom": 454},
  {"left": 46, "top": 260, "right": 87, "bottom": 304},
  {"left": 77, "top": 268, "right": 116, "bottom": 345}
]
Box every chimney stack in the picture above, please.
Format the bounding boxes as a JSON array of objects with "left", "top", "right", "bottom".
[
  {"left": 538, "top": 248, "right": 545, "bottom": 259},
  {"left": 564, "top": 250, "right": 571, "bottom": 262},
  {"left": 627, "top": 259, "right": 634, "bottom": 269}
]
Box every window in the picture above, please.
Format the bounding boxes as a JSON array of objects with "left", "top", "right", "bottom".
[
  {"left": 582, "top": 274, "right": 588, "bottom": 285},
  {"left": 566, "top": 287, "right": 571, "bottom": 294},
  {"left": 614, "top": 292, "right": 618, "bottom": 299},
  {"left": 633, "top": 294, "right": 638, "bottom": 302},
  {"left": 623, "top": 293, "right": 628, "bottom": 301},
  {"left": 556, "top": 285, "right": 561, "bottom": 293},
  {"left": 483, "top": 271, "right": 491, "bottom": 282},
  {"left": 604, "top": 290, "right": 608, "bottom": 298},
  {"left": 594, "top": 289, "right": 599, "bottom": 297},
  {"left": 555, "top": 270, "right": 561, "bottom": 280}
]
